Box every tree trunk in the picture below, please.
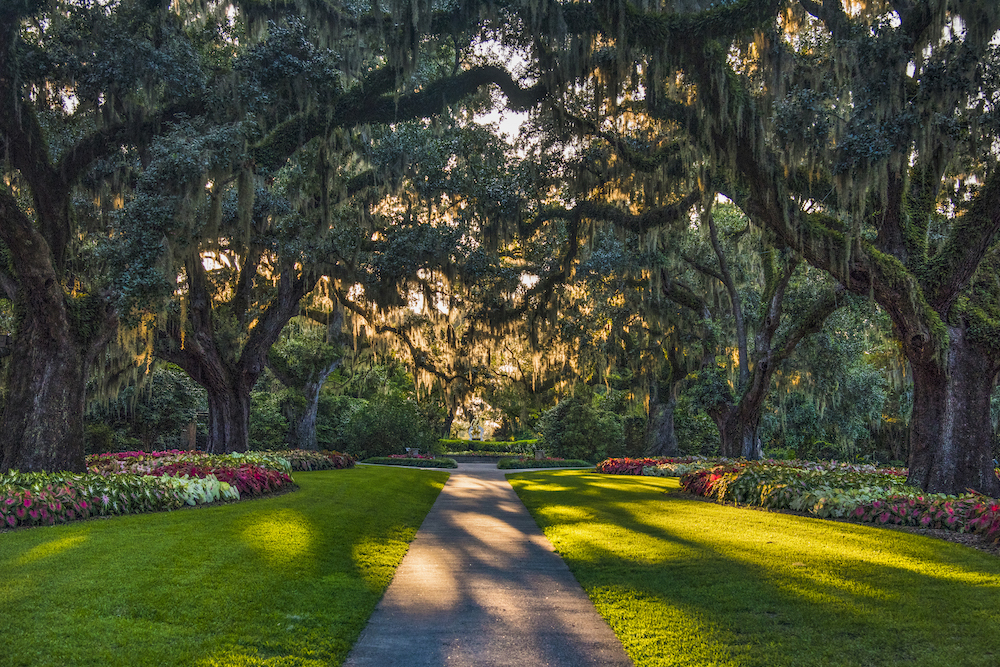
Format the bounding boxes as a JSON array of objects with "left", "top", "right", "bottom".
[
  {"left": 711, "top": 403, "right": 763, "bottom": 460},
  {"left": 1, "top": 311, "right": 88, "bottom": 472},
  {"left": 290, "top": 383, "right": 322, "bottom": 450},
  {"left": 205, "top": 382, "right": 253, "bottom": 454},
  {"left": 442, "top": 405, "right": 456, "bottom": 439},
  {"left": 907, "top": 327, "right": 1000, "bottom": 496},
  {"left": 645, "top": 380, "right": 678, "bottom": 457}
]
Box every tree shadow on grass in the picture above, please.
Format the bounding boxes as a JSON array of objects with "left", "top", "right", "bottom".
[{"left": 510, "top": 470, "right": 1000, "bottom": 667}]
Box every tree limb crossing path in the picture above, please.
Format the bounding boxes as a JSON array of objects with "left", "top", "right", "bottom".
[{"left": 344, "top": 463, "right": 634, "bottom": 666}]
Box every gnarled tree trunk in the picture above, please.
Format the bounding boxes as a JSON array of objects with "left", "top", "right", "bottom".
[
  {"left": 1, "top": 310, "right": 89, "bottom": 472},
  {"left": 906, "top": 327, "right": 1000, "bottom": 496},
  {"left": 286, "top": 358, "right": 342, "bottom": 450},
  {"left": 205, "top": 379, "right": 255, "bottom": 453}
]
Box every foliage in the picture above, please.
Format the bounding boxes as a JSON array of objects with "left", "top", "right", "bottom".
[
  {"left": 852, "top": 495, "right": 1000, "bottom": 542},
  {"left": 249, "top": 380, "right": 291, "bottom": 450},
  {"left": 362, "top": 457, "right": 457, "bottom": 469},
  {"left": 86, "top": 449, "right": 295, "bottom": 498},
  {"left": 85, "top": 366, "right": 206, "bottom": 453},
  {"left": 340, "top": 393, "right": 438, "bottom": 460},
  {"left": 595, "top": 457, "right": 676, "bottom": 476},
  {"left": 439, "top": 439, "right": 537, "bottom": 454},
  {"left": 679, "top": 460, "right": 912, "bottom": 518},
  {"left": 536, "top": 396, "right": 625, "bottom": 463},
  {"left": 0, "top": 471, "right": 186, "bottom": 529},
  {"left": 673, "top": 395, "right": 721, "bottom": 456},
  {"left": 676, "top": 458, "right": 1000, "bottom": 541},
  {"left": 270, "top": 449, "right": 355, "bottom": 471},
  {"left": 497, "top": 457, "right": 592, "bottom": 469}
]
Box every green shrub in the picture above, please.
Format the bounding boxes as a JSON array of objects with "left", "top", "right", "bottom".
[
  {"left": 674, "top": 395, "right": 719, "bottom": 456},
  {"left": 438, "top": 439, "right": 537, "bottom": 454},
  {"left": 341, "top": 393, "right": 437, "bottom": 460},
  {"left": 84, "top": 423, "right": 116, "bottom": 454},
  {"left": 249, "top": 387, "right": 289, "bottom": 450},
  {"left": 363, "top": 457, "right": 457, "bottom": 468},
  {"left": 536, "top": 396, "right": 625, "bottom": 463}
]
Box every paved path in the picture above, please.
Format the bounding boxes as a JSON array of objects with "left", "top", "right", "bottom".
[{"left": 344, "top": 463, "right": 633, "bottom": 666}]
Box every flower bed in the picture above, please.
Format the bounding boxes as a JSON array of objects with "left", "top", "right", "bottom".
[
  {"left": 598, "top": 455, "right": 1000, "bottom": 543},
  {"left": 0, "top": 470, "right": 187, "bottom": 529},
  {"left": 497, "top": 457, "right": 593, "bottom": 469},
  {"left": 678, "top": 460, "right": 910, "bottom": 518},
  {"left": 0, "top": 449, "right": 352, "bottom": 531},
  {"left": 363, "top": 457, "right": 458, "bottom": 468},
  {"left": 674, "top": 459, "right": 1000, "bottom": 542},
  {"left": 596, "top": 457, "right": 723, "bottom": 476}
]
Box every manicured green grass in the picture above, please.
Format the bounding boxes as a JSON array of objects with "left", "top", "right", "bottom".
[
  {"left": 0, "top": 467, "right": 449, "bottom": 667},
  {"left": 509, "top": 470, "right": 1000, "bottom": 667},
  {"left": 497, "top": 458, "right": 593, "bottom": 469}
]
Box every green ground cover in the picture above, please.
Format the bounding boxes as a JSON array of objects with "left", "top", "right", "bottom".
[
  {"left": 509, "top": 470, "right": 1000, "bottom": 667},
  {"left": 362, "top": 456, "right": 458, "bottom": 468},
  {"left": 0, "top": 467, "right": 448, "bottom": 667}
]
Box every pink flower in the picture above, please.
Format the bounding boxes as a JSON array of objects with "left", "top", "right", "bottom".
[{"left": 6, "top": 515, "right": 15, "bottom": 527}]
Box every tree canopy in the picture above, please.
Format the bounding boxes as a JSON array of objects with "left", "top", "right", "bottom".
[{"left": 4, "top": 0, "right": 1000, "bottom": 497}]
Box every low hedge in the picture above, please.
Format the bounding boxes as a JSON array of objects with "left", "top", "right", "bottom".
[
  {"left": 439, "top": 439, "right": 537, "bottom": 454},
  {"left": 363, "top": 457, "right": 458, "bottom": 469},
  {"left": 497, "top": 457, "right": 593, "bottom": 469}
]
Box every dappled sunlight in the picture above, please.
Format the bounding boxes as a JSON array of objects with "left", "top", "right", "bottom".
[
  {"left": 11, "top": 534, "right": 88, "bottom": 567},
  {"left": 513, "top": 470, "right": 1000, "bottom": 665},
  {"left": 538, "top": 504, "right": 595, "bottom": 523},
  {"left": 241, "top": 509, "right": 315, "bottom": 568}
]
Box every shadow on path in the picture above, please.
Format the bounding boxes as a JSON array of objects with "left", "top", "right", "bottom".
[{"left": 343, "top": 464, "right": 633, "bottom": 666}]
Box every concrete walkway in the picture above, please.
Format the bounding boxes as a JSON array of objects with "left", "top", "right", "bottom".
[{"left": 344, "top": 463, "right": 634, "bottom": 666}]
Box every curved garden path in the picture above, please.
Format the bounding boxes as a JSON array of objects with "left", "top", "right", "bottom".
[{"left": 344, "top": 463, "right": 633, "bottom": 666}]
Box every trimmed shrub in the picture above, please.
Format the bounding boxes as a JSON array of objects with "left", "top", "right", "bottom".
[
  {"left": 537, "top": 397, "right": 625, "bottom": 463},
  {"left": 363, "top": 457, "right": 457, "bottom": 469}
]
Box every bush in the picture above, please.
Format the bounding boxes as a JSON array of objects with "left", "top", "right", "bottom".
[
  {"left": 438, "top": 439, "right": 537, "bottom": 454},
  {"left": 341, "top": 393, "right": 438, "bottom": 460},
  {"left": 674, "top": 395, "right": 719, "bottom": 456},
  {"left": 84, "top": 423, "right": 116, "bottom": 455},
  {"left": 249, "top": 387, "right": 290, "bottom": 450},
  {"left": 363, "top": 457, "right": 457, "bottom": 469},
  {"left": 536, "top": 396, "right": 625, "bottom": 463}
]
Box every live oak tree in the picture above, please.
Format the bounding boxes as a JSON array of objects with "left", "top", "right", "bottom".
[
  {"left": 661, "top": 204, "right": 845, "bottom": 459},
  {"left": 267, "top": 312, "right": 346, "bottom": 451},
  {"left": 0, "top": 0, "right": 216, "bottom": 471},
  {"left": 2, "top": 0, "right": 548, "bottom": 463},
  {"left": 506, "top": 0, "right": 1000, "bottom": 494}
]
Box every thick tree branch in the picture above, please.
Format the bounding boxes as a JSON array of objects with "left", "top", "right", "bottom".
[
  {"left": 925, "top": 168, "right": 1000, "bottom": 314},
  {"left": 251, "top": 65, "right": 547, "bottom": 172},
  {"left": 798, "top": 0, "right": 852, "bottom": 41}
]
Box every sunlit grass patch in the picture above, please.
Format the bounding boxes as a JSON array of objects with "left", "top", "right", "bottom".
[
  {"left": 0, "top": 467, "right": 448, "bottom": 667},
  {"left": 509, "top": 470, "right": 1000, "bottom": 667}
]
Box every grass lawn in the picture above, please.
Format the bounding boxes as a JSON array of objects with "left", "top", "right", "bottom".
[
  {"left": 0, "top": 466, "right": 449, "bottom": 667},
  {"left": 509, "top": 470, "right": 1000, "bottom": 667}
]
